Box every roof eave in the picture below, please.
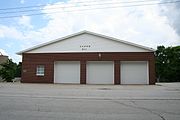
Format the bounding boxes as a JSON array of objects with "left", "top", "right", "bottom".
[{"left": 16, "top": 30, "right": 89, "bottom": 55}]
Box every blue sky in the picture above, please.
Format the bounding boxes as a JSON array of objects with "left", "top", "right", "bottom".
[{"left": 0, "top": 0, "right": 180, "bottom": 63}]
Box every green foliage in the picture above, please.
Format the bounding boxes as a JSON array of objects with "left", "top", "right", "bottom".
[
  {"left": 155, "top": 46, "right": 180, "bottom": 82},
  {"left": 15, "top": 62, "right": 22, "bottom": 77},
  {"left": 0, "top": 59, "right": 17, "bottom": 82}
]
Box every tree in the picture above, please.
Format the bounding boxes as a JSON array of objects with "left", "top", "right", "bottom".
[
  {"left": 0, "top": 59, "right": 17, "bottom": 82},
  {"left": 155, "top": 46, "right": 180, "bottom": 82},
  {"left": 15, "top": 62, "right": 22, "bottom": 77}
]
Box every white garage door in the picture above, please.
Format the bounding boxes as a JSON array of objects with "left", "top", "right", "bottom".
[
  {"left": 121, "top": 61, "right": 149, "bottom": 84},
  {"left": 54, "top": 61, "right": 80, "bottom": 84},
  {"left": 87, "top": 61, "right": 114, "bottom": 84}
]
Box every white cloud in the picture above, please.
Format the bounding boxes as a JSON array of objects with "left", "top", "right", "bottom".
[
  {"left": 0, "top": 48, "right": 21, "bottom": 63},
  {"left": 5, "top": 43, "right": 13, "bottom": 48},
  {"left": 1, "top": 0, "right": 180, "bottom": 49},
  {"left": 6, "top": 0, "right": 177, "bottom": 49},
  {"left": 160, "top": 0, "right": 180, "bottom": 36},
  {"left": 0, "top": 49, "right": 8, "bottom": 56},
  {"left": 20, "top": 0, "right": 25, "bottom": 4},
  {"left": 11, "top": 54, "right": 22, "bottom": 63},
  {"left": 0, "top": 28, "right": 4, "bottom": 37},
  {"left": 34, "top": 0, "right": 179, "bottom": 48},
  {"left": 0, "top": 25, "right": 24, "bottom": 39},
  {"left": 18, "top": 16, "right": 33, "bottom": 29}
]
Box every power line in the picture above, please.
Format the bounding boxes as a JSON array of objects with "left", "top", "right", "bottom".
[
  {"left": 0, "top": 0, "right": 179, "bottom": 19},
  {"left": 0, "top": 0, "right": 160, "bottom": 10},
  {"left": 0, "top": 0, "right": 162, "bottom": 14},
  {"left": 0, "top": 0, "right": 111, "bottom": 10}
]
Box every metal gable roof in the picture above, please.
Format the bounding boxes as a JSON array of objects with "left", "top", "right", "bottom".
[{"left": 17, "top": 30, "right": 154, "bottom": 55}]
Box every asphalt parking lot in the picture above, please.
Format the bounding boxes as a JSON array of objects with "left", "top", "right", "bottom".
[{"left": 0, "top": 83, "right": 180, "bottom": 120}]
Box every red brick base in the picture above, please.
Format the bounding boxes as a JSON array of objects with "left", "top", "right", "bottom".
[{"left": 21, "top": 52, "right": 156, "bottom": 84}]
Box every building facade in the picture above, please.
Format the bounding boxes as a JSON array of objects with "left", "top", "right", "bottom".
[{"left": 17, "top": 31, "right": 156, "bottom": 85}]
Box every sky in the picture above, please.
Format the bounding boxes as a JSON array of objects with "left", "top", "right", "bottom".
[{"left": 0, "top": 0, "right": 180, "bottom": 63}]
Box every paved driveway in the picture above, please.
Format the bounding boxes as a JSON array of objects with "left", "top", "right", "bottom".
[{"left": 0, "top": 83, "right": 180, "bottom": 120}]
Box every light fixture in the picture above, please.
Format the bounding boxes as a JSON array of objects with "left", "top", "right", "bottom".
[{"left": 98, "top": 53, "right": 101, "bottom": 58}]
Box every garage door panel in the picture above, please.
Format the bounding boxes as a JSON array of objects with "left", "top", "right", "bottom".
[
  {"left": 54, "top": 61, "right": 80, "bottom": 83},
  {"left": 121, "top": 61, "right": 148, "bottom": 84},
  {"left": 87, "top": 61, "right": 114, "bottom": 84}
]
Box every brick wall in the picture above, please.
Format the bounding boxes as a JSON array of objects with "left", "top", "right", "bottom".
[{"left": 21, "top": 52, "right": 155, "bottom": 84}]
